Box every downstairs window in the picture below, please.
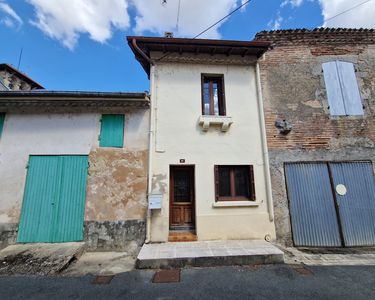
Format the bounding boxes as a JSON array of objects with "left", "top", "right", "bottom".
[{"left": 214, "top": 165, "right": 256, "bottom": 201}]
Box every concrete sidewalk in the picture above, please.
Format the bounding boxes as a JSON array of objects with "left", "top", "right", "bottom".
[
  {"left": 137, "top": 240, "right": 284, "bottom": 268},
  {"left": 282, "top": 246, "right": 375, "bottom": 266}
]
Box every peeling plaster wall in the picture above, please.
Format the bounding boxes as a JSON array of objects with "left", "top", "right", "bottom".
[
  {"left": 259, "top": 43, "right": 375, "bottom": 246},
  {"left": 85, "top": 149, "right": 148, "bottom": 222},
  {"left": 148, "top": 58, "right": 276, "bottom": 242},
  {"left": 0, "top": 110, "right": 149, "bottom": 250}
]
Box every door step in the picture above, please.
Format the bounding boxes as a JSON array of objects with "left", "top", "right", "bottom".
[
  {"left": 137, "top": 240, "right": 284, "bottom": 269},
  {"left": 168, "top": 231, "right": 197, "bottom": 242}
]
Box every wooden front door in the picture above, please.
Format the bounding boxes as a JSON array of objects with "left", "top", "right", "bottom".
[{"left": 170, "top": 166, "right": 195, "bottom": 231}]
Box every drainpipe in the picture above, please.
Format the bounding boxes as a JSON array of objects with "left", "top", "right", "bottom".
[
  {"left": 145, "top": 64, "right": 156, "bottom": 244},
  {"left": 132, "top": 37, "right": 155, "bottom": 244},
  {"left": 255, "top": 61, "right": 274, "bottom": 222}
]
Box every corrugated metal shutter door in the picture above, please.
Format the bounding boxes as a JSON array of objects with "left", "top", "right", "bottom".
[
  {"left": 285, "top": 163, "right": 342, "bottom": 247},
  {"left": 329, "top": 162, "right": 375, "bottom": 246},
  {"left": 17, "top": 155, "right": 88, "bottom": 243}
]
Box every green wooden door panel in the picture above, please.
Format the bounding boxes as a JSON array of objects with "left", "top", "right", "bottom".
[
  {"left": 17, "top": 155, "right": 88, "bottom": 243},
  {"left": 52, "top": 156, "right": 88, "bottom": 242},
  {"left": 99, "top": 114, "right": 124, "bottom": 148},
  {"left": 0, "top": 113, "right": 5, "bottom": 137}
]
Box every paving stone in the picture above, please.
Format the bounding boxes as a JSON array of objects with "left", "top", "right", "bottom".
[{"left": 152, "top": 269, "right": 181, "bottom": 283}]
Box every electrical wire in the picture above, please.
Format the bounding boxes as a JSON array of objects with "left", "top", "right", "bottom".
[
  {"left": 322, "top": 0, "right": 374, "bottom": 26},
  {"left": 176, "top": 0, "right": 181, "bottom": 34},
  {"left": 193, "top": 0, "right": 251, "bottom": 39},
  {"left": 157, "top": 0, "right": 252, "bottom": 61}
]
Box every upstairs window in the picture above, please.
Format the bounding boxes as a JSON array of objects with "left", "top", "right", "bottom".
[
  {"left": 201, "top": 75, "right": 226, "bottom": 116},
  {"left": 214, "top": 165, "right": 256, "bottom": 201},
  {"left": 322, "top": 61, "right": 363, "bottom": 116},
  {"left": 99, "top": 114, "right": 125, "bottom": 148}
]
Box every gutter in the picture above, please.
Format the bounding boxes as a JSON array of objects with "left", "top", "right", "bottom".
[
  {"left": 255, "top": 61, "right": 274, "bottom": 222},
  {"left": 131, "top": 38, "right": 154, "bottom": 67}
]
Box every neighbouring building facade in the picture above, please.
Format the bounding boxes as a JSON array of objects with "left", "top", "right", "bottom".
[
  {"left": 0, "top": 64, "right": 44, "bottom": 91},
  {"left": 128, "top": 36, "right": 277, "bottom": 243},
  {"left": 0, "top": 88, "right": 150, "bottom": 252},
  {"left": 255, "top": 28, "right": 375, "bottom": 248}
]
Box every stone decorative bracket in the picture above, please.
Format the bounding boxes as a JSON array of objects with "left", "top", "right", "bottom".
[{"left": 198, "top": 115, "right": 233, "bottom": 132}]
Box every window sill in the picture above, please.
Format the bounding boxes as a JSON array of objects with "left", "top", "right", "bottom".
[
  {"left": 198, "top": 115, "right": 233, "bottom": 132},
  {"left": 212, "top": 201, "right": 260, "bottom": 208}
]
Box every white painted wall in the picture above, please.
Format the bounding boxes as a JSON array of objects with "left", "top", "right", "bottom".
[
  {"left": 0, "top": 113, "right": 99, "bottom": 223},
  {"left": 0, "top": 111, "right": 149, "bottom": 223},
  {"left": 149, "top": 61, "right": 276, "bottom": 242}
]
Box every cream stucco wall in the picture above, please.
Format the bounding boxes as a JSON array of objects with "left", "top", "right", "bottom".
[
  {"left": 149, "top": 60, "right": 276, "bottom": 242},
  {"left": 0, "top": 111, "right": 149, "bottom": 224}
]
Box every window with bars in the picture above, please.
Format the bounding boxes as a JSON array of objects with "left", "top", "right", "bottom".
[
  {"left": 201, "top": 74, "right": 226, "bottom": 116},
  {"left": 214, "top": 165, "right": 256, "bottom": 201}
]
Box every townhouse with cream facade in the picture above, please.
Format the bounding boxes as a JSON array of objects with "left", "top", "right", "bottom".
[{"left": 128, "top": 36, "right": 276, "bottom": 243}]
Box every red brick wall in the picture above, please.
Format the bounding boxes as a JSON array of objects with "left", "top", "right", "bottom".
[{"left": 258, "top": 43, "right": 375, "bottom": 151}]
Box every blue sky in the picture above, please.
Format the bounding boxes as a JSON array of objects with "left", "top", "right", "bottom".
[{"left": 0, "top": 0, "right": 374, "bottom": 92}]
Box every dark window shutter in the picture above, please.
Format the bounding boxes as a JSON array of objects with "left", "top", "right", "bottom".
[
  {"left": 220, "top": 76, "right": 226, "bottom": 116},
  {"left": 214, "top": 165, "right": 219, "bottom": 201},
  {"left": 249, "top": 165, "right": 256, "bottom": 200}
]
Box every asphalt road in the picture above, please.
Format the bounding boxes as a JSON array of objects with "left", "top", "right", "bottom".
[{"left": 0, "top": 264, "right": 374, "bottom": 299}]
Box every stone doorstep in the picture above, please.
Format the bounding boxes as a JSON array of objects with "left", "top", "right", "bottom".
[{"left": 136, "top": 240, "right": 285, "bottom": 269}]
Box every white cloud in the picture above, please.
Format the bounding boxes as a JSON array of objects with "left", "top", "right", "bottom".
[
  {"left": 25, "top": 0, "right": 247, "bottom": 50},
  {"left": 268, "top": 13, "right": 283, "bottom": 30},
  {"left": 131, "top": 0, "right": 244, "bottom": 39},
  {"left": 26, "top": 0, "right": 130, "bottom": 50},
  {"left": 281, "top": 0, "right": 304, "bottom": 8},
  {"left": 319, "top": 0, "right": 375, "bottom": 28},
  {"left": 0, "top": 1, "right": 23, "bottom": 28}
]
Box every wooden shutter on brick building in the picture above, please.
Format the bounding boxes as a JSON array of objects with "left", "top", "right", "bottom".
[
  {"left": 337, "top": 61, "right": 364, "bottom": 116},
  {"left": 323, "top": 61, "right": 363, "bottom": 116}
]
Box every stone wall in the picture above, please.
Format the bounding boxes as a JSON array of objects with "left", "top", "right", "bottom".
[
  {"left": 0, "top": 70, "right": 33, "bottom": 91},
  {"left": 256, "top": 29, "right": 375, "bottom": 246}
]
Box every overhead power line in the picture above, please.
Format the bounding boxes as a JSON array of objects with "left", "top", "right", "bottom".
[
  {"left": 193, "top": 0, "right": 252, "bottom": 39},
  {"left": 322, "top": 0, "right": 374, "bottom": 26},
  {"left": 176, "top": 0, "right": 182, "bottom": 34},
  {"left": 157, "top": 0, "right": 252, "bottom": 62}
]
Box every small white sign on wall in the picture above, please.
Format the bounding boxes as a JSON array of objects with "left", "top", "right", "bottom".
[{"left": 148, "top": 194, "right": 163, "bottom": 210}]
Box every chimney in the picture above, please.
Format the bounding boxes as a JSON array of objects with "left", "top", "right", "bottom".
[{"left": 164, "top": 32, "right": 174, "bottom": 38}]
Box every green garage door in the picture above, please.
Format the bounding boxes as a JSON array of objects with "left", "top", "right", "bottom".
[{"left": 17, "top": 155, "right": 89, "bottom": 243}]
